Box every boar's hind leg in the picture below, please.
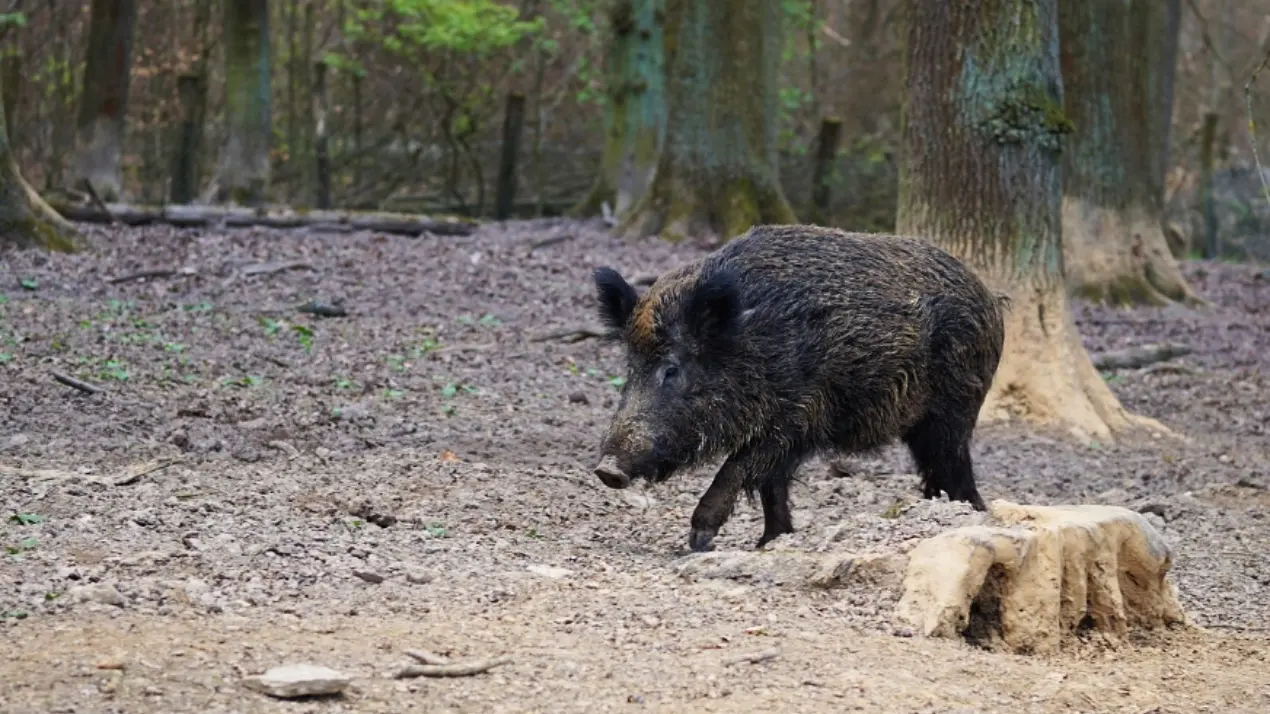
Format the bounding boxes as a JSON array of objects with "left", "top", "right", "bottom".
[
  {"left": 902, "top": 416, "right": 987, "bottom": 511},
  {"left": 756, "top": 457, "right": 800, "bottom": 549},
  {"left": 689, "top": 444, "right": 798, "bottom": 553}
]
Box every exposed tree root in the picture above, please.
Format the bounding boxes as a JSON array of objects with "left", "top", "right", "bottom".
[
  {"left": 978, "top": 287, "right": 1177, "bottom": 443},
  {"left": 1061, "top": 199, "right": 1206, "bottom": 308}
]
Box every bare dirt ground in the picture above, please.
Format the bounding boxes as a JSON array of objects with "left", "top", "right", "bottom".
[{"left": 1, "top": 219, "right": 1268, "bottom": 713}]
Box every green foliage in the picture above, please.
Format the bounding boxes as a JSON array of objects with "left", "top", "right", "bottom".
[{"left": 342, "top": 0, "right": 541, "bottom": 72}]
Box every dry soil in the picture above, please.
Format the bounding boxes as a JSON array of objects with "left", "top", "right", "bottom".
[{"left": 1, "top": 219, "right": 1268, "bottom": 713}]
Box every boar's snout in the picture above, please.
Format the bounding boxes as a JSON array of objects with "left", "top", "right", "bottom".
[{"left": 594, "top": 455, "right": 631, "bottom": 489}]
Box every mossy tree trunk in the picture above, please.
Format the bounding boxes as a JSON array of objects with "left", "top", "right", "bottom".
[
  {"left": 212, "top": 0, "right": 272, "bottom": 206},
  {"left": 1058, "top": 0, "right": 1200, "bottom": 306},
  {"left": 70, "top": 0, "right": 139, "bottom": 201},
  {"left": 0, "top": 84, "right": 79, "bottom": 252},
  {"left": 897, "top": 0, "right": 1165, "bottom": 443},
  {"left": 616, "top": 0, "right": 796, "bottom": 243},
  {"left": 573, "top": 0, "right": 666, "bottom": 219}
]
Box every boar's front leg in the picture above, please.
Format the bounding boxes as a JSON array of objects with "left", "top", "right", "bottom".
[{"left": 689, "top": 443, "right": 798, "bottom": 553}]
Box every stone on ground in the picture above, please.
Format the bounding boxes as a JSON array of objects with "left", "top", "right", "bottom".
[
  {"left": 892, "top": 500, "right": 1189, "bottom": 653},
  {"left": 242, "top": 663, "right": 350, "bottom": 699}
]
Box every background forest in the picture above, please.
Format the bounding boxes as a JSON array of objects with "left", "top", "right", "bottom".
[{"left": 2, "top": 0, "right": 1269, "bottom": 260}]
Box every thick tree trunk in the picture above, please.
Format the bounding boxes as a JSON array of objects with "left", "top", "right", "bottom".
[
  {"left": 897, "top": 0, "right": 1165, "bottom": 443},
  {"left": 0, "top": 85, "right": 79, "bottom": 252},
  {"left": 616, "top": 0, "right": 795, "bottom": 243},
  {"left": 573, "top": 0, "right": 666, "bottom": 219},
  {"left": 1058, "top": 0, "right": 1200, "bottom": 306},
  {"left": 213, "top": 0, "right": 272, "bottom": 206},
  {"left": 71, "top": 0, "right": 139, "bottom": 201}
]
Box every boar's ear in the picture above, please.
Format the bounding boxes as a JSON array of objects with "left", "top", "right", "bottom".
[
  {"left": 593, "top": 267, "right": 639, "bottom": 334},
  {"left": 685, "top": 268, "right": 742, "bottom": 345}
]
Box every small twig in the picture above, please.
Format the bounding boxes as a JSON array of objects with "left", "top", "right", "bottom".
[
  {"left": 724, "top": 649, "right": 781, "bottom": 666},
  {"left": 241, "top": 260, "right": 315, "bottom": 277},
  {"left": 393, "top": 655, "right": 512, "bottom": 679},
  {"left": 631, "top": 273, "right": 659, "bottom": 287},
  {"left": 1244, "top": 40, "right": 1270, "bottom": 207},
  {"left": 431, "top": 343, "right": 498, "bottom": 354},
  {"left": 297, "top": 300, "right": 347, "bottom": 317},
  {"left": 113, "top": 459, "right": 181, "bottom": 486},
  {"left": 529, "top": 326, "right": 608, "bottom": 343},
  {"left": 403, "top": 649, "right": 451, "bottom": 665},
  {"left": 1201, "top": 622, "right": 1268, "bottom": 632},
  {"left": 106, "top": 268, "right": 179, "bottom": 284},
  {"left": 528, "top": 233, "right": 575, "bottom": 250},
  {"left": 106, "top": 266, "right": 195, "bottom": 283},
  {"left": 82, "top": 179, "right": 118, "bottom": 226},
  {"left": 51, "top": 371, "right": 105, "bottom": 395}
]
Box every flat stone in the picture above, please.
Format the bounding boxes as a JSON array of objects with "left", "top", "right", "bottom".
[{"left": 242, "top": 664, "right": 350, "bottom": 699}]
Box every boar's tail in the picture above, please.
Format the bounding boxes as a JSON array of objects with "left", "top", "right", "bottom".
[{"left": 994, "top": 293, "right": 1012, "bottom": 312}]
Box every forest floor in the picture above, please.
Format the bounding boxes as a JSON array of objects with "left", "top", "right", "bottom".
[{"left": 1, "top": 219, "right": 1268, "bottom": 713}]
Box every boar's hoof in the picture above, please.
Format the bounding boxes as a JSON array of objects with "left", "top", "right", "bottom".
[
  {"left": 594, "top": 456, "right": 631, "bottom": 489},
  {"left": 689, "top": 527, "right": 718, "bottom": 553}
]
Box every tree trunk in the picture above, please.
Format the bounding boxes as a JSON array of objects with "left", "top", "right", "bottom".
[
  {"left": 71, "top": 0, "right": 139, "bottom": 201},
  {"left": 213, "top": 0, "right": 272, "bottom": 206},
  {"left": 1058, "top": 0, "right": 1201, "bottom": 306},
  {"left": 897, "top": 0, "right": 1165, "bottom": 443},
  {"left": 0, "top": 84, "right": 79, "bottom": 252},
  {"left": 616, "top": 0, "right": 795, "bottom": 243},
  {"left": 169, "top": 75, "right": 204, "bottom": 204},
  {"left": 572, "top": 0, "right": 667, "bottom": 219},
  {"left": 312, "top": 61, "right": 331, "bottom": 210}
]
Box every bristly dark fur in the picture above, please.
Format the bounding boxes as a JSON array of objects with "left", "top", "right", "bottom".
[{"left": 591, "top": 224, "right": 1007, "bottom": 552}]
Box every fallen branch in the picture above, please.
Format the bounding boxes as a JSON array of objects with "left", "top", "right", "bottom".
[
  {"left": 393, "top": 655, "right": 511, "bottom": 679},
  {"left": 1092, "top": 343, "right": 1192, "bottom": 371},
  {"left": 724, "top": 649, "right": 781, "bottom": 666},
  {"left": 529, "top": 326, "right": 608, "bottom": 343},
  {"left": 51, "top": 371, "right": 105, "bottom": 395},
  {"left": 44, "top": 199, "right": 480, "bottom": 237}
]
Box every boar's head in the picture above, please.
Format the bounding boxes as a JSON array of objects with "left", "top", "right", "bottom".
[{"left": 589, "top": 264, "right": 748, "bottom": 490}]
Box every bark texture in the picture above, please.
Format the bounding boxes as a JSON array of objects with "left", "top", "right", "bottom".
[
  {"left": 573, "top": 0, "right": 666, "bottom": 219},
  {"left": 212, "top": 0, "right": 273, "bottom": 205},
  {"left": 0, "top": 85, "right": 79, "bottom": 252},
  {"left": 897, "top": 0, "right": 1165, "bottom": 443},
  {"left": 616, "top": 0, "right": 796, "bottom": 243},
  {"left": 71, "top": 0, "right": 139, "bottom": 201},
  {"left": 1058, "top": 0, "right": 1200, "bottom": 306}
]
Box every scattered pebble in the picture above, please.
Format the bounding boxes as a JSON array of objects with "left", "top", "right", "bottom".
[
  {"left": 68, "top": 583, "right": 126, "bottom": 608},
  {"left": 527, "top": 565, "right": 573, "bottom": 579}
]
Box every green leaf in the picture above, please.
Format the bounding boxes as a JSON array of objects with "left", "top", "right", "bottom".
[
  {"left": 9, "top": 513, "right": 43, "bottom": 525},
  {"left": 19, "top": 278, "right": 38, "bottom": 290}
]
